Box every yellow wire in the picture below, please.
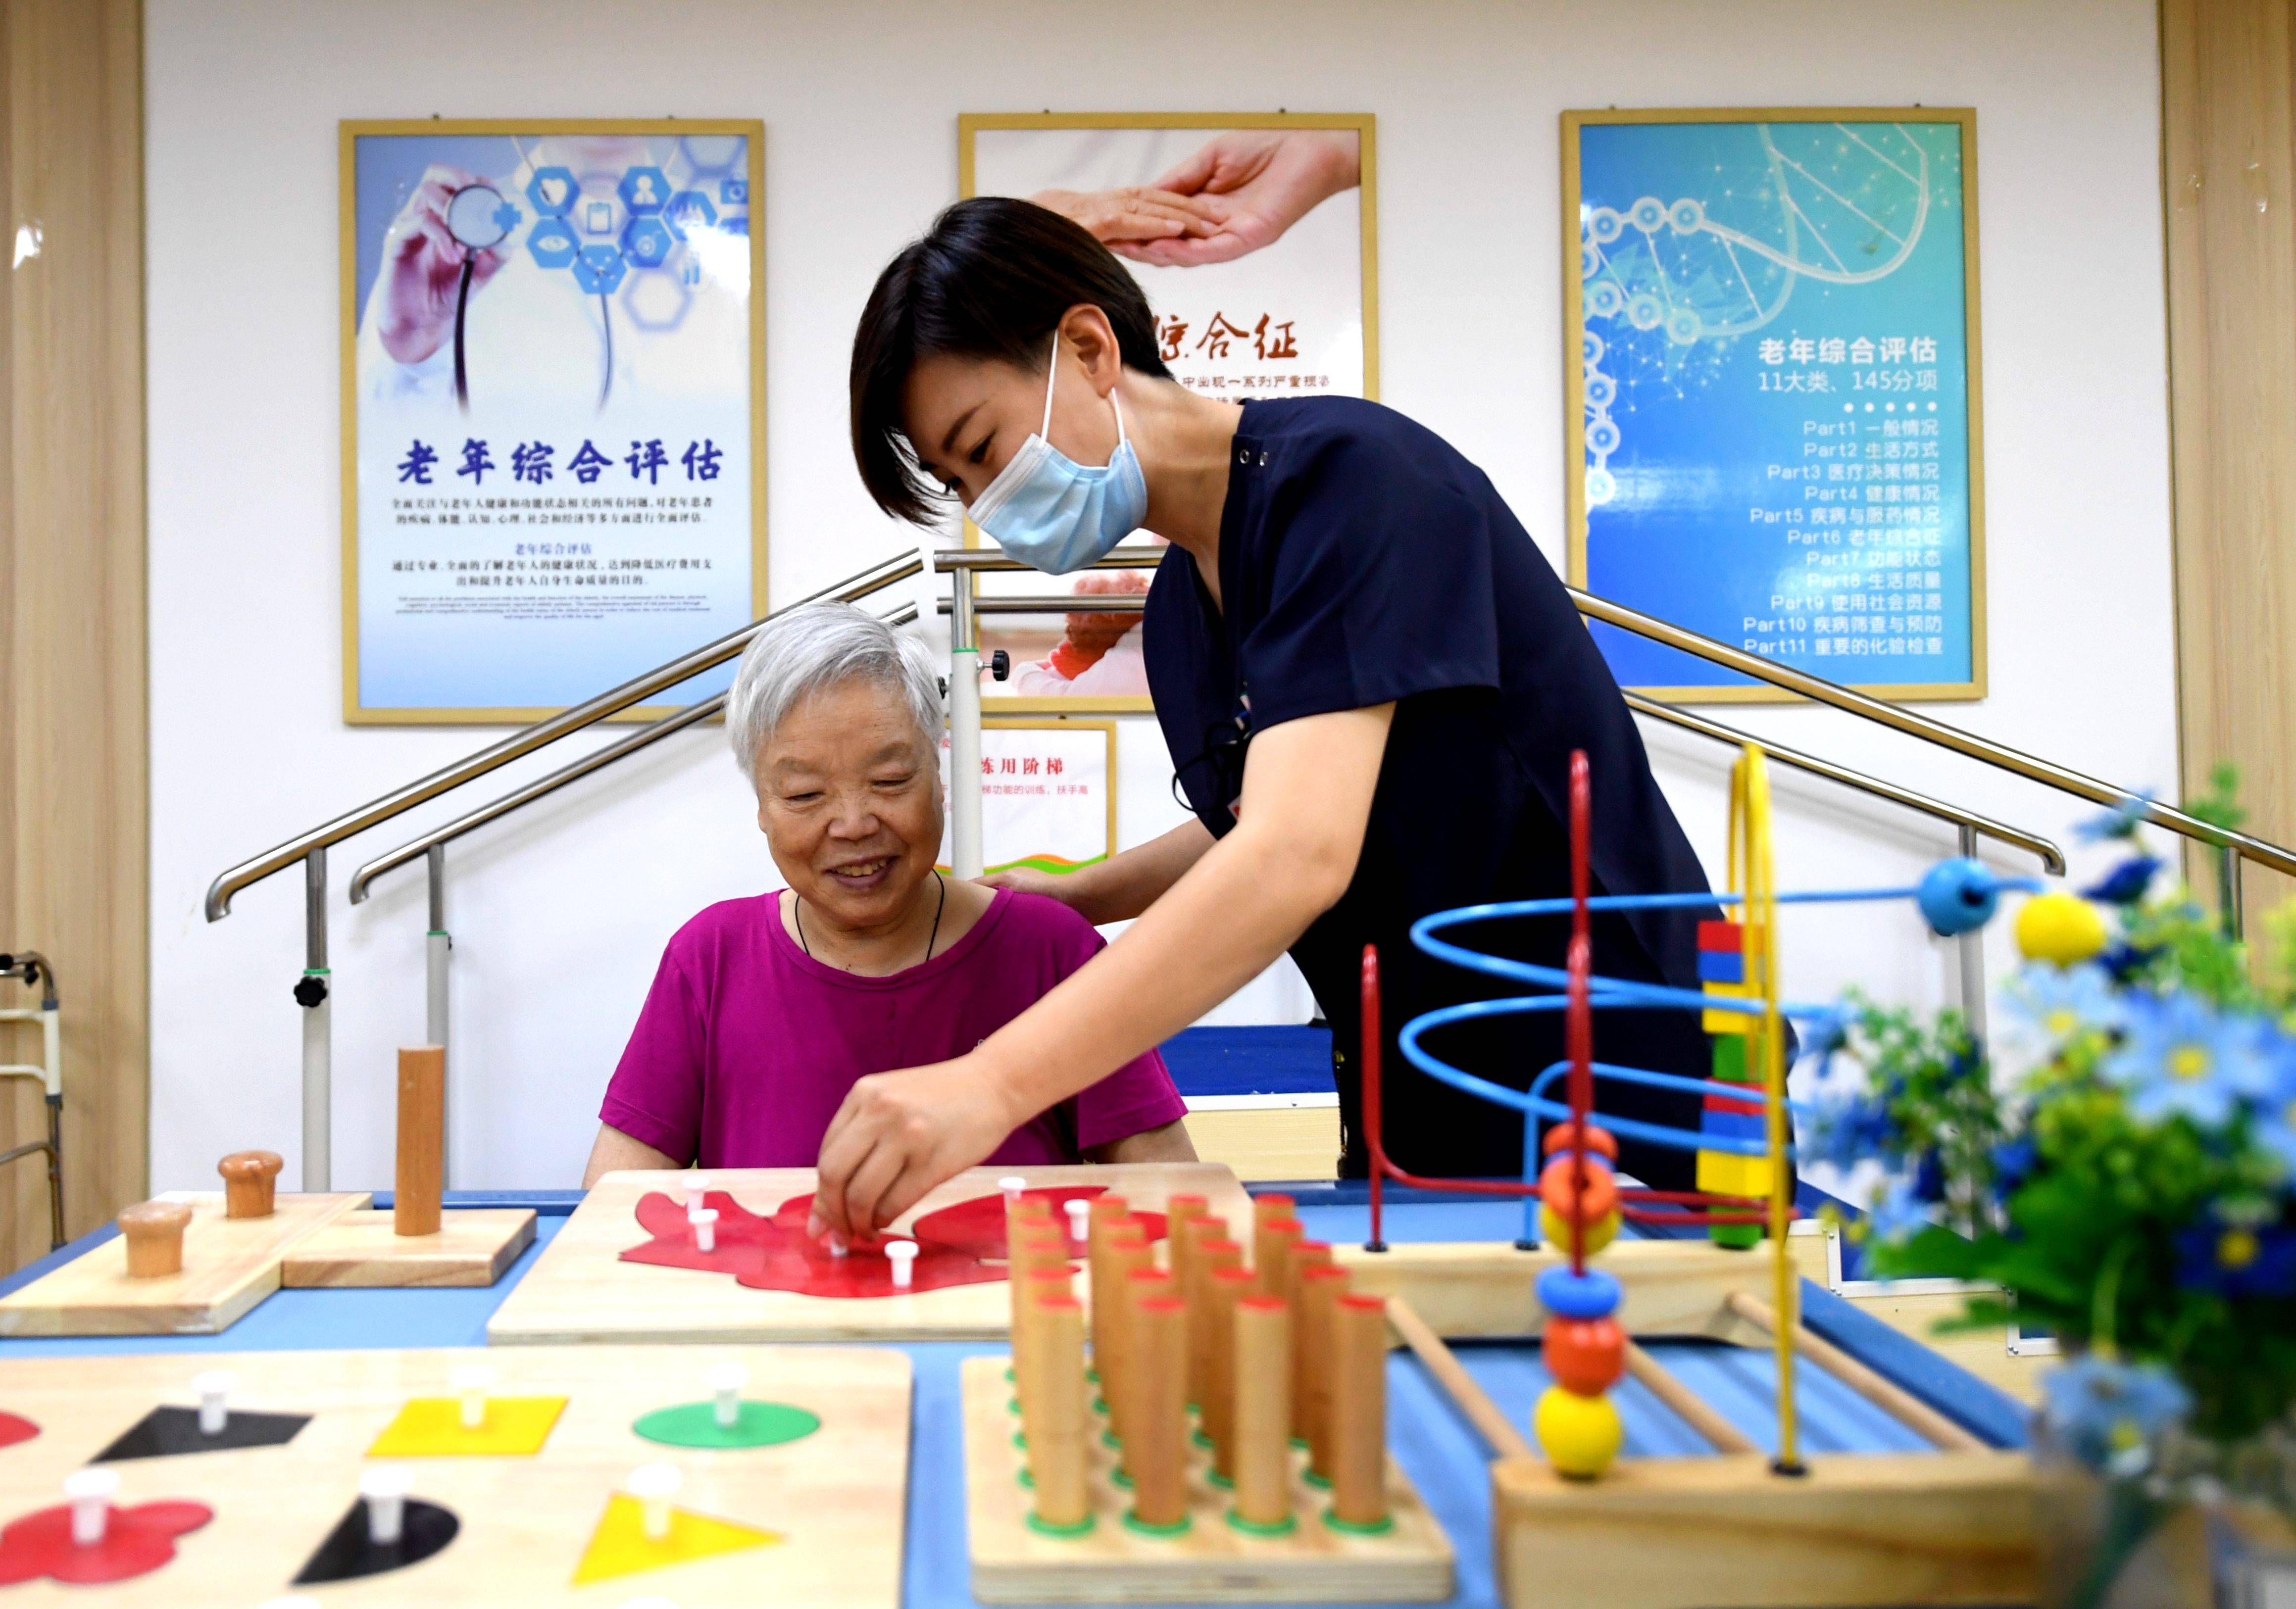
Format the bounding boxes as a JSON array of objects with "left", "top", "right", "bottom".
[{"left": 1740, "top": 745, "right": 1800, "bottom": 1470}]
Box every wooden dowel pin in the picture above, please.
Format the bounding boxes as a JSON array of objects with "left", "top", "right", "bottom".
[
  {"left": 1622, "top": 1339, "right": 1757, "bottom": 1455},
  {"left": 1725, "top": 1290, "right": 1984, "bottom": 1451},
  {"left": 1085, "top": 1196, "right": 1130, "bottom": 1380},
  {"left": 394, "top": 1046, "right": 445, "bottom": 1238},
  {"left": 1183, "top": 1224, "right": 1238, "bottom": 1408},
  {"left": 1231, "top": 1295, "right": 1294, "bottom": 1532},
  {"left": 1204, "top": 1264, "right": 1253, "bottom": 1480},
  {"left": 117, "top": 1200, "right": 193, "bottom": 1278},
  {"left": 1290, "top": 1240, "right": 1331, "bottom": 1441},
  {"left": 1298, "top": 1264, "right": 1353, "bottom": 1475},
  {"left": 218, "top": 1151, "right": 283, "bottom": 1219},
  {"left": 1328, "top": 1295, "right": 1392, "bottom": 1530},
  {"left": 1384, "top": 1294, "right": 1535, "bottom": 1462},
  {"left": 1129, "top": 1294, "right": 1190, "bottom": 1531},
  {"left": 1030, "top": 1295, "right": 1092, "bottom": 1532},
  {"left": 1100, "top": 1224, "right": 1152, "bottom": 1446}
]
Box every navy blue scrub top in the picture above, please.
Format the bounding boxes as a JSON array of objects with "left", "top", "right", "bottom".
[{"left": 1146, "top": 397, "right": 1723, "bottom": 1189}]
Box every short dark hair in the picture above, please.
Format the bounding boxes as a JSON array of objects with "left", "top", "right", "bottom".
[{"left": 849, "top": 196, "right": 1173, "bottom": 524}]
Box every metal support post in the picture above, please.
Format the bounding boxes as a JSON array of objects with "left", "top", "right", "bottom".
[
  {"left": 299, "top": 848, "right": 331, "bottom": 1191},
  {"left": 1955, "top": 824, "right": 1988, "bottom": 1046},
  {"left": 948, "top": 567, "right": 985, "bottom": 879},
  {"left": 2218, "top": 843, "right": 2245, "bottom": 941},
  {"left": 426, "top": 842, "right": 451, "bottom": 1188}
]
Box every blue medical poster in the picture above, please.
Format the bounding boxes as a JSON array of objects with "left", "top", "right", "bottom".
[
  {"left": 343, "top": 123, "right": 764, "bottom": 722},
  {"left": 1566, "top": 113, "right": 1983, "bottom": 698}
]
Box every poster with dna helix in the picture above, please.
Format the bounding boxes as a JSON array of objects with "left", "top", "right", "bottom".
[{"left": 1563, "top": 110, "right": 1984, "bottom": 701}]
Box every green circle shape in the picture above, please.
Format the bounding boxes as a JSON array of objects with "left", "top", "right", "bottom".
[
  {"left": 633, "top": 1399, "right": 822, "bottom": 1450},
  {"left": 1225, "top": 1509, "right": 1298, "bottom": 1538},
  {"left": 1322, "top": 1508, "right": 1396, "bottom": 1537},
  {"left": 1123, "top": 1510, "right": 1193, "bottom": 1538},
  {"left": 1302, "top": 1468, "right": 1333, "bottom": 1491},
  {"left": 1026, "top": 1510, "right": 1097, "bottom": 1539}
]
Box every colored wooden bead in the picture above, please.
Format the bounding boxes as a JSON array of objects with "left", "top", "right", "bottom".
[
  {"left": 1541, "top": 1316, "right": 1626, "bottom": 1395},
  {"left": 1537, "top": 1155, "right": 1617, "bottom": 1224},
  {"left": 2015, "top": 890, "right": 2108, "bottom": 967},
  {"left": 1535, "top": 1265, "right": 1620, "bottom": 1320},
  {"left": 1539, "top": 1123, "right": 1618, "bottom": 1162},
  {"left": 1539, "top": 1204, "right": 1621, "bottom": 1259},
  {"left": 1534, "top": 1384, "right": 1622, "bottom": 1479}
]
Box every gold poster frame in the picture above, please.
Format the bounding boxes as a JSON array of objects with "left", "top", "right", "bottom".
[
  {"left": 970, "top": 718, "right": 1119, "bottom": 875},
  {"left": 1560, "top": 106, "right": 1987, "bottom": 704},
  {"left": 339, "top": 119, "right": 768, "bottom": 726},
  {"left": 958, "top": 111, "right": 1380, "bottom": 715}
]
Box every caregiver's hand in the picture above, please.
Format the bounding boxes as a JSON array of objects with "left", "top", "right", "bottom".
[
  {"left": 1115, "top": 131, "right": 1359, "bottom": 267},
  {"left": 1031, "top": 186, "right": 1225, "bottom": 249},
  {"left": 374, "top": 164, "right": 507, "bottom": 365},
  {"left": 806, "top": 1056, "right": 1019, "bottom": 1240}
]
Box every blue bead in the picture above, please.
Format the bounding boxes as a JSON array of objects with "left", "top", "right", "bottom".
[
  {"left": 1536, "top": 1264, "right": 1621, "bottom": 1319},
  {"left": 1916, "top": 857, "right": 2000, "bottom": 937}
]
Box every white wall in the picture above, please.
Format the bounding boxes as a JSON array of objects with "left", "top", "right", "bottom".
[{"left": 145, "top": 0, "right": 2178, "bottom": 1193}]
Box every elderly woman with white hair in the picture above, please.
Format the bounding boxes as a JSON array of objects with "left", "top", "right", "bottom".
[{"left": 582, "top": 603, "right": 1192, "bottom": 1186}]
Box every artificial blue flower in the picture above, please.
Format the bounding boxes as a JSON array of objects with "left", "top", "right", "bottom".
[
  {"left": 1795, "top": 1004, "right": 1852, "bottom": 1066},
  {"left": 2254, "top": 1040, "right": 2296, "bottom": 1180},
  {"left": 2174, "top": 1216, "right": 2296, "bottom": 1299},
  {"left": 1800, "top": 1092, "right": 1894, "bottom": 1172},
  {"left": 1992, "top": 1135, "right": 2039, "bottom": 1195},
  {"left": 1911, "top": 1149, "right": 1947, "bottom": 1204},
  {"left": 2003, "top": 963, "right": 2126, "bottom": 1044},
  {"left": 1864, "top": 1177, "right": 1931, "bottom": 1242},
  {"left": 2100, "top": 994, "right": 2274, "bottom": 1128},
  {"left": 2081, "top": 855, "right": 2162, "bottom": 907},
  {"left": 2041, "top": 1356, "right": 2190, "bottom": 1475},
  {"left": 2098, "top": 941, "right": 2157, "bottom": 984},
  {"left": 2076, "top": 792, "right": 2155, "bottom": 844}
]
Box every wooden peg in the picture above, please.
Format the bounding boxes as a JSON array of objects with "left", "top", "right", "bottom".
[
  {"left": 394, "top": 1046, "right": 445, "bottom": 1238},
  {"left": 1290, "top": 1241, "right": 1333, "bottom": 1440},
  {"left": 1232, "top": 1294, "right": 1294, "bottom": 1530},
  {"left": 1298, "top": 1263, "right": 1353, "bottom": 1476},
  {"left": 1251, "top": 1193, "right": 1296, "bottom": 1232},
  {"left": 1129, "top": 1294, "right": 1190, "bottom": 1530},
  {"left": 217, "top": 1151, "right": 283, "bottom": 1219},
  {"left": 117, "top": 1200, "right": 193, "bottom": 1277},
  {"left": 1032, "top": 1294, "right": 1092, "bottom": 1531},
  {"left": 1100, "top": 1224, "right": 1152, "bottom": 1445},
  {"left": 1163, "top": 1193, "right": 1209, "bottom": 1283},
  {"left": 1189, "top": 1236, "right": 1243, "bottom": 1414},
  {"left": 1203, "top": 1264, "right": 1255, "bottom": 1482},
  {"left": 1328, "top": 1294, "right": 1391, "bottom": 1529},
  {"left": 1085, "top": 1196, "right": 1131, "bottom": 1377},
  {"left": 1254, "top": 1216, "right": 1304, "bottom": 1306}
]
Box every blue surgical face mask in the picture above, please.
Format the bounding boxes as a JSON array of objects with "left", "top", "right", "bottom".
[{"left": 967, "top": 334, "right": 1147, "bottom": 575}]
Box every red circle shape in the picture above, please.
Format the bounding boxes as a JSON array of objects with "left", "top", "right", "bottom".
[
  {"left": 1538, "top": 1156, "right": 1618, "bottom": 1222},
  {"left": 1542, "top": 1316, "right": 1626, "bottom": 1395}
]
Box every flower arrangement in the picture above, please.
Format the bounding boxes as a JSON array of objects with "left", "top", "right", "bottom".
[{"left": 1803, "top": 771, "right": 2296, "bottom": 1556}]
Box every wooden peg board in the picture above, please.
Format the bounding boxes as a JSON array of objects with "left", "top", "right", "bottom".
[
  {"left": 0, "top": 1192, "right": 371, "bottom": 1337},
  {"left": 282, "top": 1208, "right": 537, "bottom": 1289},
  {"left": 487, "top": 1164, "right": 1256, "bottom": 1347},
  {"left": 0, "top": 1343, "right": 911, "bottom": 1608},
  {"left": 960, "top": 1355, "right": 1451, "bottom": 1604}
]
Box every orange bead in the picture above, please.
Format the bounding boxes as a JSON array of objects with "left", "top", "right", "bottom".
[
  {"left": 1538, "top": 1155, "right": 1617, "bottom": 1223},
  {"left": 1542, "top": 1316, "right": 1626, "bottom": 1395},
  {"left": 1540, "top": 1123, "right": 1619, "bottom": 1163}
]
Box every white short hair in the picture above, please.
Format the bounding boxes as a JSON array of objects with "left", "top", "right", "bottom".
[{"left": 726, "top": 603, "right": 943, "bottom": 785}]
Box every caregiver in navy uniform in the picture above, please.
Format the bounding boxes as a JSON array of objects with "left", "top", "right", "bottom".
[{"left": 809, "top": 196, "right": 1721, "bottom": 1241}]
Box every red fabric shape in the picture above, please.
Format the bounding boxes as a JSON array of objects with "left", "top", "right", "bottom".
[
  {"left": 0, "top": 1414, "right": 36, "bottom": 1450},
  {"left": 908, "top": 1186, "right": 1165, "bottom": 1262},
  {"left": 0, "top": 1500, "right": 211, "bottom": 1585},
  {"left": 618, "top": 1185, "right": 1166, "bottom": 1299}
]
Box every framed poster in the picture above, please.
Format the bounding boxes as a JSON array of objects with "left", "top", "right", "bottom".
[
  {"left": 1563, "top": 109, "right": 1985, "bottom": 702},
  {"left": 939, "top": 721, "right": 1118, "bottom": 876},
  {"left": 341, "top": 120, "right": 766, "bottom": 724},
  {"left": 959, "top": 112, "right": 1378, "bottom": 713}
]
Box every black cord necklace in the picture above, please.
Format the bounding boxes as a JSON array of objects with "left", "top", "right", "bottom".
[{"left": 796, "top": 870, "right": 946, "bottom": 972}]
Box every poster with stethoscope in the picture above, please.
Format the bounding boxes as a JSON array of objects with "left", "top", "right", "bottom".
[
  {"left": 958, "top": 113, "right": 1379, "bottom": 715},
  {"left": 340, "top": 121, "right": 766, "bottom": 724}
]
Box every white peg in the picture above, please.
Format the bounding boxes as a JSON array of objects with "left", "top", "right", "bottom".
[
  {"left": 705, "top": 1363, "right": 748, "bottom": 1429},
  {"left": 997, "top": 1175, "right": 1027, "bottom": 1205},
  {"left": 682, "top": 1176, "right": 709, "bottom": 1221},
  {"left": 450, "top": 1363, "right": 495, "bottom": 1430},
  {"left": 63, "top": 1467, "right": 117, "bottom": 1548},
  {"left": 627, "top": 1463, "right": 681, "bottom": 1542},
  {"left": 192, "top": 1368, "right": 237, "bottom": 1436},
  {"left": 691, "top": 1208, "right": 719, "bottom": 1254},
  {"left": 1064, "top": 1199, "right": 1091, "bottom": 1244},
  {"left": 360, "top": 1464, "right": 412, "bottom": 1547},
  {"left": 825, "top": 1233, "right": 848, "bottom": 1260},
  {"left": 885, "top": 1238, "right": 919, "bottom": 1289}
]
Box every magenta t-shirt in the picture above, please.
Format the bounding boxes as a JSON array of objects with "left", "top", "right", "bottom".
[{"left": 600, "top": 886, "right": 1186, "bottom": 1169}]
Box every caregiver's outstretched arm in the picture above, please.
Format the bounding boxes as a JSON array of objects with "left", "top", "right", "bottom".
[{"left": 809, "top": 702, "right": 1393, "bottom": 1239}]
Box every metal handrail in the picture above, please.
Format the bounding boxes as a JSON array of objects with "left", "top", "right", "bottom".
[
  {"left": 348, "top": 600, "right": 920, "bottom": 904},
  {"left": 204, "top": 550, "right": 923, "bottom": 921},
  {"left": 926, "top": 592, "right": 2064, "bottom": 873},
  {"left": 923, "top": 549, "right": 2293, "bottom": 879}
]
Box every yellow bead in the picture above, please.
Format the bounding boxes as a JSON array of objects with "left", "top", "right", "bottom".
[
  {"left": 1534, "top": 1384, "right": 1622, "bottom": 1478},
  {"left": 2014, "top": 891, "right": 2108, "bottom": 967},
  {"left": 1540, "top": 1204, "right": 1621, "bottom": 1258}
]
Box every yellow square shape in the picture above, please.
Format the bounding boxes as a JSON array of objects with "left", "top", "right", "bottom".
[
  {"left": 1697, "top": 1150, "right": 1775, "bottom": 1198},
  {"left": 366, "top": 1394, "right": 569, "bottom": 1457}
]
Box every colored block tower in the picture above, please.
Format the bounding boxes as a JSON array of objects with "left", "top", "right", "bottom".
[{"left": 1697, "top": 919, "right": 1771, "bottom": 1248}]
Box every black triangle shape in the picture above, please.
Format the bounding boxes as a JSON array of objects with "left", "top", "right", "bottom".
[
  {"left": 292, "top": 1497, "right": 459, "bottom": 1584},
  {"left": 92, "top": 1405, "right": 310, "bottom": 1462}
]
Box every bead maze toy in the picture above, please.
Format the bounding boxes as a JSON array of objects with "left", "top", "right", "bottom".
[
  {"left": 1323, "top": 746, "right": 2048, "bottom": 1609},
  {"left": 487, "top": 1163, "right": 1254, "bottom": 1345},
  {"left": 0, "top": 1343, "right": 910, "bottom": 1606},
  {"left": 962, "top": 1181, "right": 1453, "bottom": 1603}
]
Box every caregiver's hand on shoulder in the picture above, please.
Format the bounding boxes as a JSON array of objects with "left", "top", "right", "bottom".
[
  {"left": 978, "top": 866, "right": 1071, "bottom": 904},
  {"left": 807, "top": 1056, "right": 1021, "bottom": 1241}
]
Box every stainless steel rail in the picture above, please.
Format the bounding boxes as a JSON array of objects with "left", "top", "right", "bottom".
[
  {"left": 204, "top": 549, "right": 923, "bottom": 923},
  {"left": 348, "top": 600, "right": 920, "bottom": 904},
  {"left": 930, "top": 589, "right": 2064, "bottom": 874}
]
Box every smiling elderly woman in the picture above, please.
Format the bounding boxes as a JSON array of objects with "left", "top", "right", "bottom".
[{"left": 581, "top": 603, "right": 1193, "bottom": 1186}]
